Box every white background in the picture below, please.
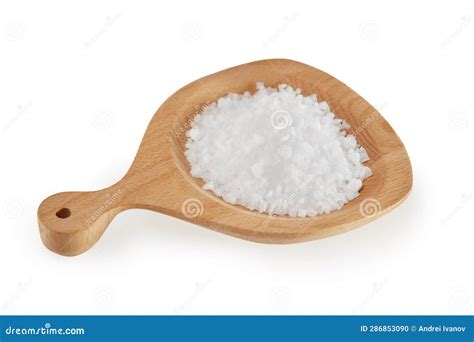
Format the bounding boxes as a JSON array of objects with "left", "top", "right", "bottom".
[{"left": 1, "top": 0, "right": 473, "bottom": 315}]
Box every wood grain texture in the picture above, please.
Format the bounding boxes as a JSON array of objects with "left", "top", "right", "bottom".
[{"left": 38, "top": 59, "right": 412, "bottom": 256}]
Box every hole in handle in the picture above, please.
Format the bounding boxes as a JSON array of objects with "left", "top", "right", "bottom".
[{"left": 56, "top": 208, "right": 71, "bottom": 219}]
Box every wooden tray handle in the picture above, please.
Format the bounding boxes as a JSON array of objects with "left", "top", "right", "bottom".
[{"left": 37, "top": 185, "right": 127, "bottom": 256}]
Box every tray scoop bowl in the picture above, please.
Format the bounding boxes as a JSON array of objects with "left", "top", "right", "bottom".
[{"left": 38, "top": 59, "right": 412, "bottom": 256}]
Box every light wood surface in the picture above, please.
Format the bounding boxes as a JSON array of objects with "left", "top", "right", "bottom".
[{"left": 37, "top": 59, "right": 412, "bottom": 256}]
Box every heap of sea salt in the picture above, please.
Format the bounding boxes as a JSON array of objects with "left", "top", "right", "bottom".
[{"left": 185, "top": 83, "right": 372, "bottom": 218}]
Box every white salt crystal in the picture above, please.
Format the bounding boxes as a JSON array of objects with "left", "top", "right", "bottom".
[
  {"left": 250, "top": 162, "right": 264, "bottom": 178},
  {"left": 347, "top": 179, "right": 363, "bottom": 193},
  {"left": 184, "top": 83, "right": 372, "bottom": 217}
]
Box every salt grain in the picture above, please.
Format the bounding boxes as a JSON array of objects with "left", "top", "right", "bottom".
[{"left": 185, "top": 83, "right": 372, "bottom": 217}]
